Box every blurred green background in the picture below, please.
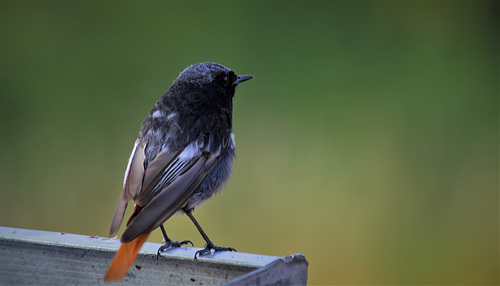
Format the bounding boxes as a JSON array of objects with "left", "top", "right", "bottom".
[{"left": 1, "top": 0, "right": 498, "bottom": 284}]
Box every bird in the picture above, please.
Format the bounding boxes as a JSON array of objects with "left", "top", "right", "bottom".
[{"left": 104, "top": 62, "right": 253, "bottom": 282}]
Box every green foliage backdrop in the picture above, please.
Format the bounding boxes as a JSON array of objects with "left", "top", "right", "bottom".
[{"left": 1, "top": 1, "right": 498, "bottom": 284}]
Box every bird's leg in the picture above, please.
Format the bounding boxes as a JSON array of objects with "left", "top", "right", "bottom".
[
  {"left": 184, "top": 209, "right": 237, "bottom": 260},
  {"left": 157, "top": 224, "right": 193, "bottom": 259}
]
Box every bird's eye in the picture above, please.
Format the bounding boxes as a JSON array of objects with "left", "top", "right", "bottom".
[{"left": 222, "top": 76, "right": 230, "bottom": 86}]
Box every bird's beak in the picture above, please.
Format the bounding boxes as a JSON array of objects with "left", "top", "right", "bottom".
[{"left": 233, "top": 75, "right": 254, "bottom": 85}]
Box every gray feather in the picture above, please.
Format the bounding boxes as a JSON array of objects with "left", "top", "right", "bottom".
[
  {"left": 136, "top": 148, "right": 181, "bottom": 207},
  {"left": 120, "top": 137, "right": 223, "bottom": 242},
  {"left": 121, "top": 155, "right": 208, "bottom": 242},
  {"left": 109, "top": 139, "right": 146, "bottom": 236}
]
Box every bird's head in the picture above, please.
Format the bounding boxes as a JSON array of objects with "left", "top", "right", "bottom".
[{"left": 173, "top": 62, "right": 253, "bottom": 99}]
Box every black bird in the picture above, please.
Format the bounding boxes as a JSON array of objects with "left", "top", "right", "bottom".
[{"left": 104, "top": 62, "right": 253, "bottom": 282}]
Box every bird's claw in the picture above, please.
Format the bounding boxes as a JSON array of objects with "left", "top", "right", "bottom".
[
  {"left": 157, "top": 240, "right": 194, "bottom": 259},
  {"left": 194, "top": 242, "right": 237, "bottom": 260}
]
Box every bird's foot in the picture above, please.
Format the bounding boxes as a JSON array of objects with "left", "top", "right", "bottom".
[
  {"left": 157, "top": 239, "right": 194, "bottom": 259},
  {"left": 194, "top": 241, "right": 237, "bottom": 260}
]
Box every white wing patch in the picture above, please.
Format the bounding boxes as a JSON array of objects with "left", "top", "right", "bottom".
[
  {"left": 123, "top": 139, "right": 141, "bottom": 188},
  {"left": 230, "top": 133, "right": 236, "bottom": 148},
  {"left": 152, "top": 141, "right": 202, "bottom": 193},
  {"left": 178, "top": 140, "right": 201, "bottom": 160},
  {"left": 152, "top": 110, "right": 163, "bottom": 118},
  {"left": 167, "top": 112, "right": 177, "bottom": 120}
]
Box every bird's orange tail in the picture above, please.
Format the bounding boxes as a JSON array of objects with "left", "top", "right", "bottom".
[{"left": 104, "top": 232, "right": 151, "bottom": 282}]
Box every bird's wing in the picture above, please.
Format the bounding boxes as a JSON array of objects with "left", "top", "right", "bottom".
[
  {"left": 109, "top": 139, "right": 147, "bottom": 236},
  {"left": 120, "top": 134, "right": 227, "bottom": 243}
]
